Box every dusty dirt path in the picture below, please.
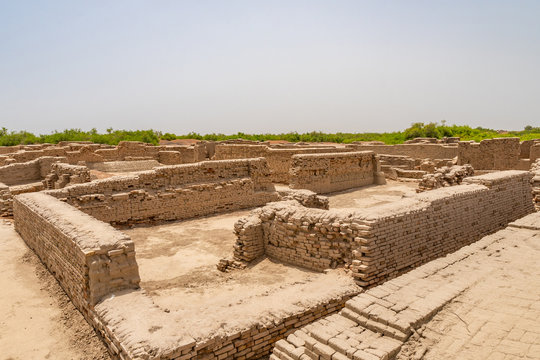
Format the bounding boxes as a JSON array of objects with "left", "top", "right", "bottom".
[{"left": 0, "top": 219, "right": 110, "bottom": 360}]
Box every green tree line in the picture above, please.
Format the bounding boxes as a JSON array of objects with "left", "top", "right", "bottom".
[{"left": 1, "top": 123, "right": 539, "bottom": 147}]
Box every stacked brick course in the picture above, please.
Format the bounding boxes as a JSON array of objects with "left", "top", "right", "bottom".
[
  {"left": 346, "top": 143, "right": 458, "bottom": 159},
  {"left": 46, "top": 158, "right": 279, "bottom": 225},
  {"left": 289, "top": 151, "right": 386, "bottom": 194},
  {"left": 234, "top": 171, "right": 534, "bottom": 286},
  {"left": 43, "top": 162, "right": 92, "bottom": 189},
  {"left": 13, "top": 193, "right": 140, "bottom": 313},
  {"left": 457, "top": 137, "right": 522, "bottom": 170},
  {"left": 213, "top": 144, "right": 355, "bottom": 183}
]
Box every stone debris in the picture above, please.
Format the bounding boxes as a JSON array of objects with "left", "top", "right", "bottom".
[{"left": 416, "top": 164, "right": 474, "bottom": 192}]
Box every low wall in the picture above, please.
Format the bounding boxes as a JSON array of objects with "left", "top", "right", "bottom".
[
  {"left": 213, "top": 144, "right": 355, "bottom": 183},
  {"left": 0, "top": 141, "right": 206, "bottom": 166},
  {"left": 46, "top": 158, "right": 279, "bottom": 225},
  {"left": 13, "top": 193, "right": 140, "bottom": 314},
  {"left": 289, "top": 151, "right": 386, "bottom": 194},
  {"left": 234, "top": 171, "right": 534, "bottom": 285},
  {"left": 43, "top": 163, "right": 92, "bottom": 189},
  {"left": 346, "top": 143, "right": 458, "bottom": 160},
  {"left": 86, "top": 159, "right": 161, "bottom": 173}
]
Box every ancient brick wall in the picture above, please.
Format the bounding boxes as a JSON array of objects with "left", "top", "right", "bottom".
[
  {"left": 289, "top": 151, "right": 386, "bottom": 194},
  {"left": 43, "top": 163, "right": 92, "bottom": 189},
  {"left": 531, "top": 143, "right": 540, "bottom": 162},
  {"left": 46, "top": 158, "right": 279, "bottom": 225},
  {"left": 530, "top": 159, "right": 540, "bottom": 210},
  {"left": 235, "top": 171, "right": 533, "bottom": 285},
  {"left": 13, "top": 193, "right": 139, "bottom": 314},
  {"left": 213, "top": 144, "right": 355, "bottom": 183},
  {"left": 457, "top": 137, "right": 521, "bottom": 170},
  {"left": 346, "top": 143, "right": 458, "bottom": 160}
]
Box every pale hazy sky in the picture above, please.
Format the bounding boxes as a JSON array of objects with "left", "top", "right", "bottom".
[{"left": 1, "top": 1, "right": 539, "bottom": 134}]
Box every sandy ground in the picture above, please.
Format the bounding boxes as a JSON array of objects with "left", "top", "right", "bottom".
[
  {"left": 0, "top": 219, "right": 110, "bottom": 360},
  {"left": 326, "top": 180, "right": 418, "bottom": 209},
  {"left": 124, "top": 210, "right": 359, "bottom": 339}
]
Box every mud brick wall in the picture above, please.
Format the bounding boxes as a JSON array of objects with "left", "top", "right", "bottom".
[
  {"left": 346, "top": 143, "right": 458, "bottom": 160},
  {"left": 457, "top": 137, "right": 521, "bottom": 170},
  {"left": 531, "top": 143, "right": 540, "bottom": 162},
  {"left": 192, "top": 294, "right": 356, "bottom": 360},
  {"left": 0, "top": 156, "right": 67, "bottom": 186},
  {"left": 43, "top": 162, "right": 92, "bottom": 189},
  {"left": 235, "top": 171, "right": 533, "bottom": 285},
  {"left": 531, "top": 159, "right": 540, "bottom": 210},
  {"left": 289, "top": 151, "right": 386, "bottom": 194},
  {"left": 353, "top": 170, "right": 534, "bottom": 286},
  {"left": 13, "top": 193, "right": 139, "bottom": 314},
  {"left": 46, "top": 158, "right": 279, "bottom": 225},
  {"left": 0, "top": 141, "right": 201, "bottom": 166},
  {"left": 91, "top": 288, "right": 357, "bottom": 360},
  {"left": 0, "top": 158, "right": 41, "bottom": 185},
  {"left": 212, "top": 144, "right": 355, "bottom": 183},
  {"left": 234, "top": 201, "right": 370, "bottom": 272}
]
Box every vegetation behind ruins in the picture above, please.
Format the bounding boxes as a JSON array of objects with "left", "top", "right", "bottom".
[{"left": 1, "top": 123, "right": 539, "bottom": 146}]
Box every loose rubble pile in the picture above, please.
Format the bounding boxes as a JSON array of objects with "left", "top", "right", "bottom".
[
  {"left": 417, "top": 164, "right": 474, "bottom": 192},
  {"left": 531, "top": 159, "right": 540, "bottom": 210}
]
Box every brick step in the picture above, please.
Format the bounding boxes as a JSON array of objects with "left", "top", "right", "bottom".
[{"left": 273, "top": 313, "right": 401, "bottom": 360}]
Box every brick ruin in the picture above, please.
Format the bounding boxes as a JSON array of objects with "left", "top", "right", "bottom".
[{"left": 2, "top": 136, "right": 539, "bottom": 360}]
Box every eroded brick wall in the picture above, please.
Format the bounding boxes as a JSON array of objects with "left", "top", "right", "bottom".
[
  {"left": 13, "top": 193, "right": 139, "bottom": 314},
  {"left": 46, "top": 158, "right": 279, "bottom": 225},
  {"left": 213, "top": 144, "right": 355, "bottom": 183},
  {"left": 346, "top": 143, "right": 459, "bottom": 159},
  {"left": 457, "top": 138, "right": 521, "bottom": 170},
  {"left": 235, "top": 171, "right": 534, "bottom": 286},
  {"left": 289, "top": 151, "right": 386, "bottom": 194}
]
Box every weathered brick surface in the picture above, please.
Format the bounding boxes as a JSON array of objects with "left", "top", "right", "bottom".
[
  {"left": 272, "top": 223, "right": 538, "bottom": 360},
  {"left": 13, "top": 193, "right": 140, "bottom": 313},
  {"left": 234, "top": 171, "right": 534, "bottom": 284},
  {"left": 46, "top": 158, "right": 279, "bottom": 225},
  {"left": 346, "top": 143, "right": 459, "bottom": 159},
  {"left": 43, "top": 162, "right": 92, "bottom": 189},
  {"left": 213, "top": 144, "right": 356, "bottom": 183},
  {"left": 457, "top": 137, "right": 521, "bottom": 170},
  {"left": 289, "top": 151, "right": 386, "bottom": 194}
]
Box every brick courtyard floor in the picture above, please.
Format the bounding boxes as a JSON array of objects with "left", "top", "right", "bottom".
[{"left": 397, "top": 221, "right": 540, "bottom": 360}]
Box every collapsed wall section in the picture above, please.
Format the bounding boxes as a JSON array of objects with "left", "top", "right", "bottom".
[
  {"left": 46, "top": 158, "right": 279, "bottom": 224},
  {"left": 289, "top": 151, "right": 386, "bottom": 193},
  {"left": 13, "top": 193, "right": 140, "bottom": 315},
  {"left": 234, "top": 171, "right": 534, "bottom": 286}
]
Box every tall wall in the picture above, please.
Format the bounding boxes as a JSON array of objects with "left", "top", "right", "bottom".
[
  {"left": 46, "top": 158, "right": 279, "bottom": 225},
  {"left": 457, "top": 137, "right": 521, "bottom": 170},
  {"left": 234, "top": 171, "right": 534, "bottom": 285},
  {"left": 289, "top": 151, "right": 385, "bottom": 194},
  {"left": 346, "top": 143, "right": 458, "bottom": 159},
  {"left": 13, "top": 193, "right": 140, "bottom": 314}
]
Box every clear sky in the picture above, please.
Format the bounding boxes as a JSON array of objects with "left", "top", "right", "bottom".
[{"left": 1, "top": 0, "right": 539, "bottom": 134}]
